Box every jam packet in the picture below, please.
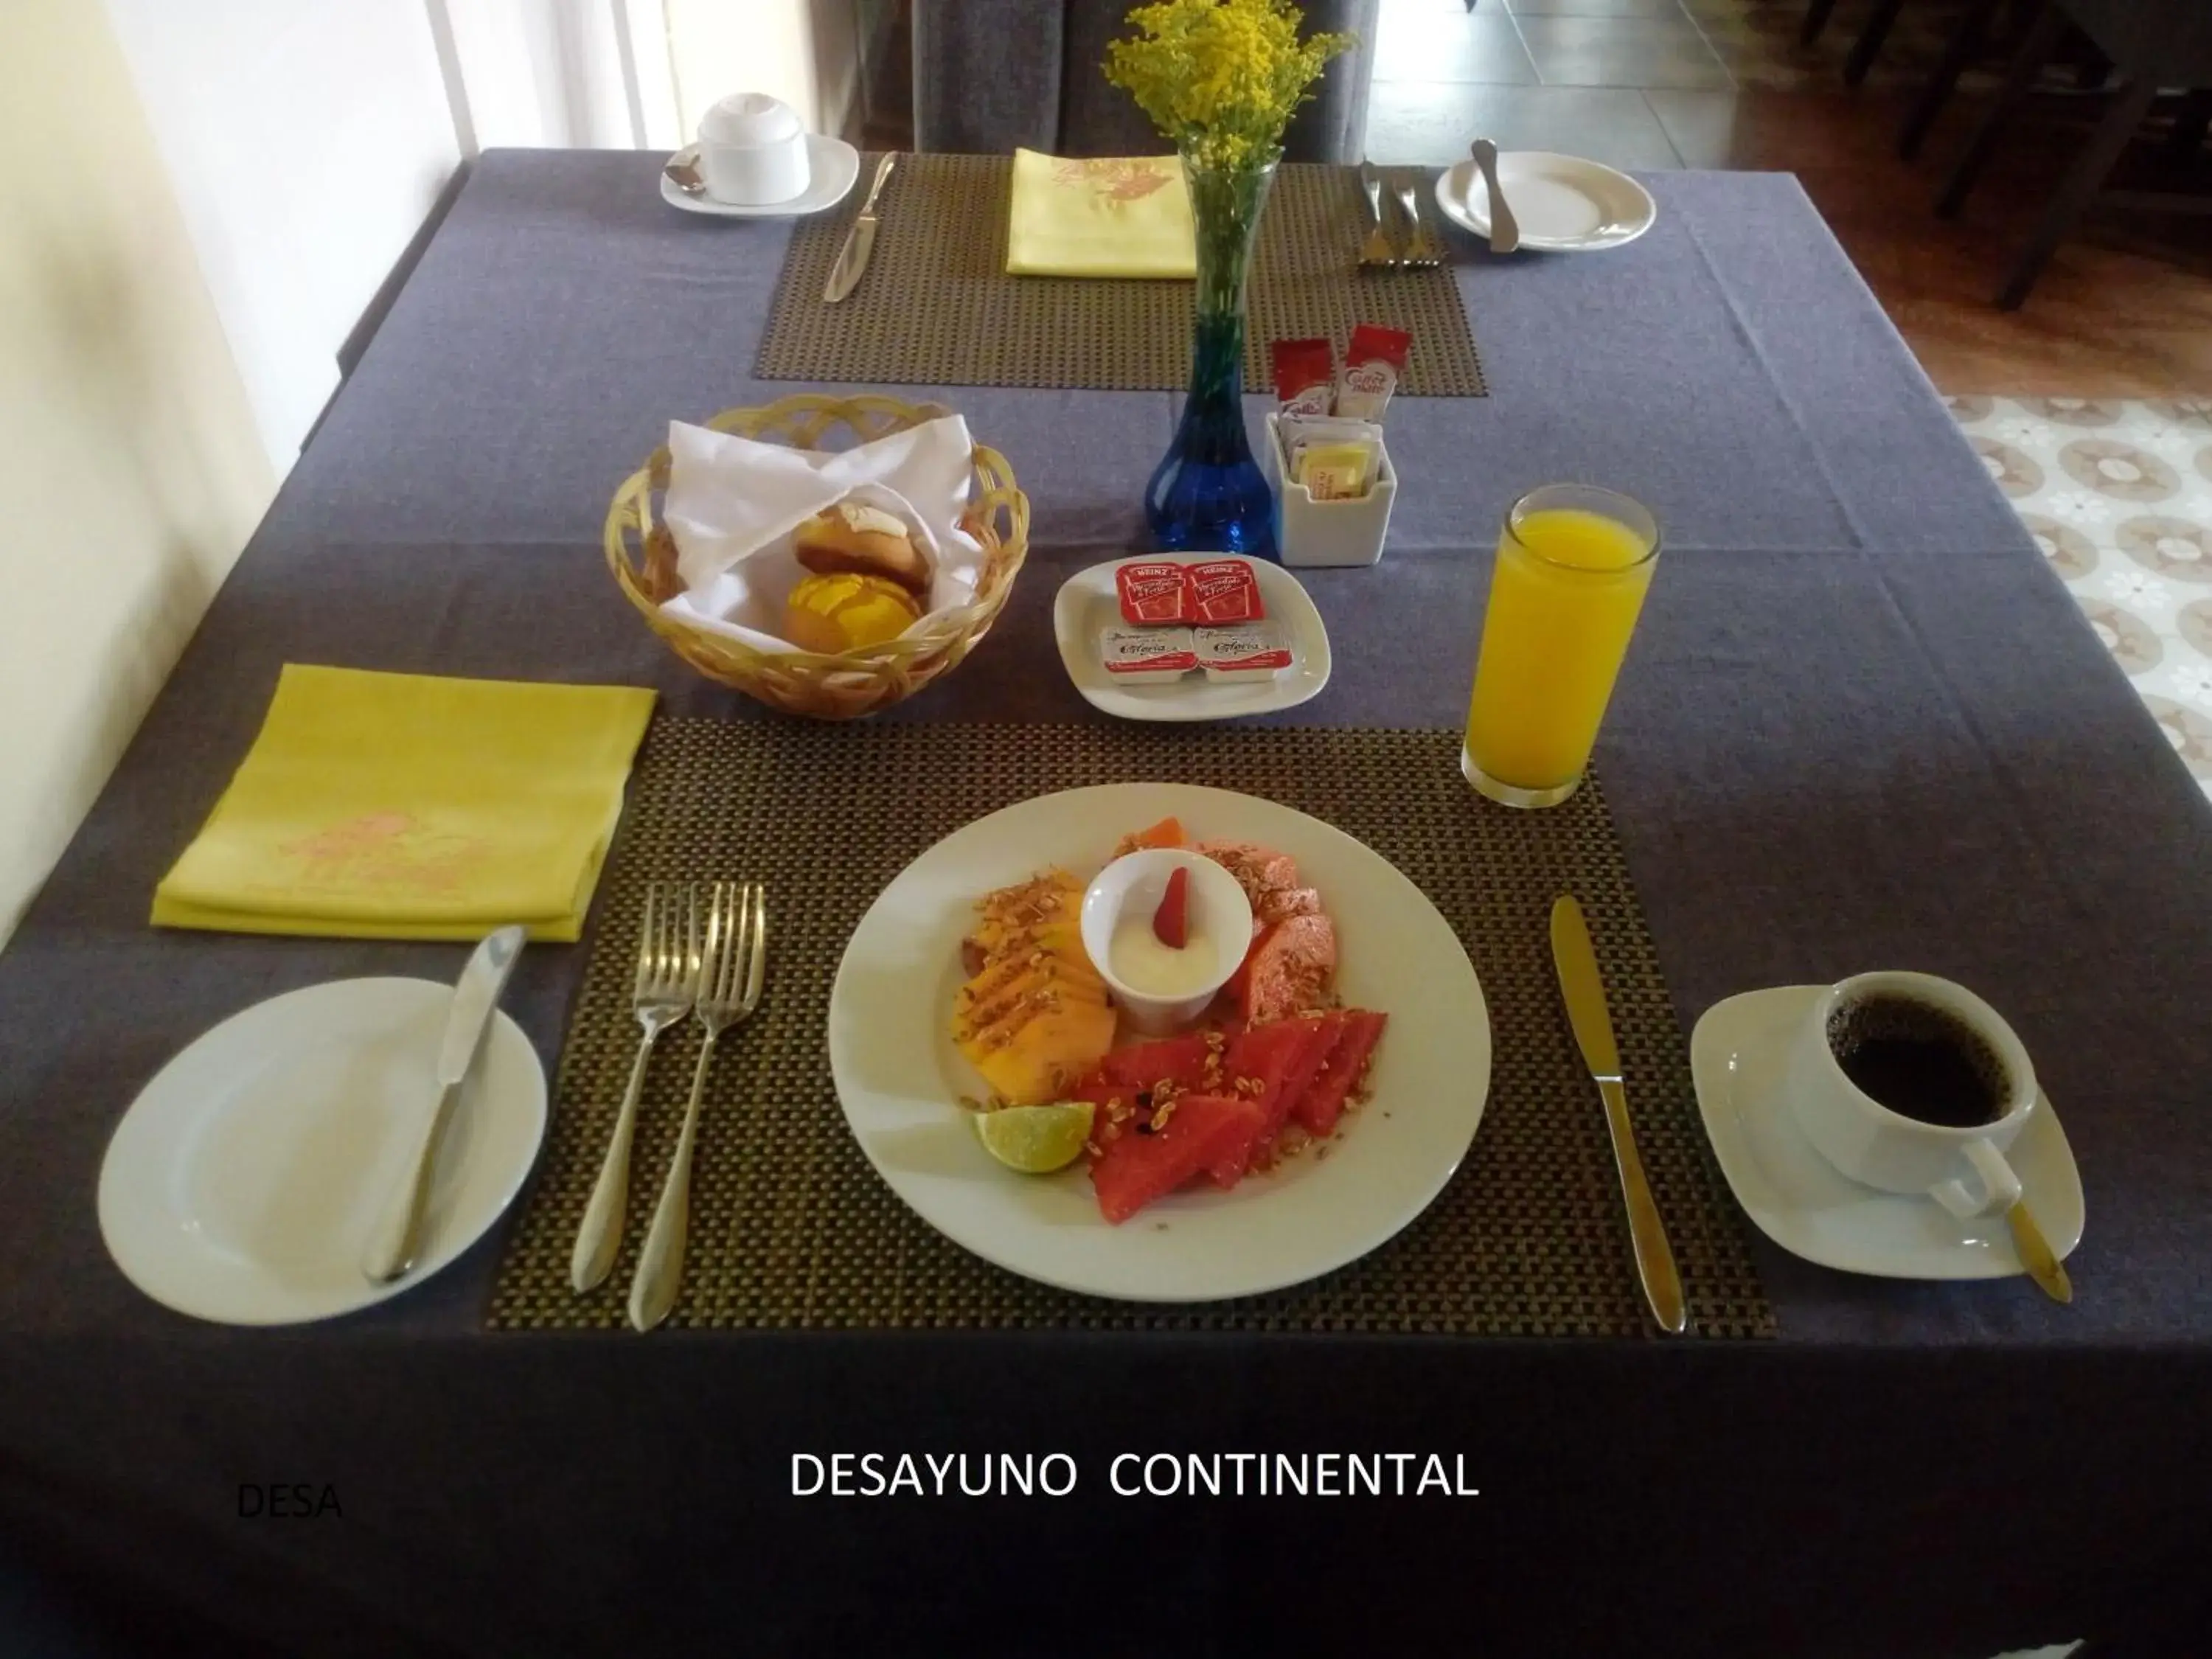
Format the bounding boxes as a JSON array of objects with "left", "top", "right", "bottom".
[
  {"left": 1271, "top": 338, "right": 1335, "bottom": 417},
  {"left": 1335, "top": 323, "right": 1411, "bottom": 422},
  {"left": 1195, "top": 622, "right": 1294, "bottom": 682},
  {"left": 1101, "top": 625, "right": 1197, "bottom": 679}
]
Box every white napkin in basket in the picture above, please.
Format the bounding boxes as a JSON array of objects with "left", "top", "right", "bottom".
[{"left": 659, "top": 414, "right": 984, "bottom": 653}]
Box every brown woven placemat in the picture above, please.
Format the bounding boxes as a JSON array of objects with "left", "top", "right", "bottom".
[
  {"left": 754, "top": 155, "right": 1486, "bottom": 397},
  {"left": 488, "top": 720, "right": 1767, "bottom": 1337}
]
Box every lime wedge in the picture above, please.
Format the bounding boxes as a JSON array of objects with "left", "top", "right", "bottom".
[{"left": 972, "top": 1102, "right": 1094, "bottom": 1174}]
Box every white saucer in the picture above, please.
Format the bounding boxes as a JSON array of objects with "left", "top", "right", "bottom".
[
  {"left": 1052, "top": 555, "right": 1332, "bottom": 722},
  {"left": 1434, "top": 152, "right": 1656, "bottom": 253},
  {"left": 1690, "top": 985, "right": 2084, "bottom": 1281},
  {"left": 98, "top": 978, "right": 548, "bottom": 1325},
  {"left": 659, "top": 135, "right": 860, "bottom": 218}
]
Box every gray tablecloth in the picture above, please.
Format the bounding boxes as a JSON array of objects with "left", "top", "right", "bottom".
[{"left": 1, "top": 151, "right": 2208, "bottom": 1658}]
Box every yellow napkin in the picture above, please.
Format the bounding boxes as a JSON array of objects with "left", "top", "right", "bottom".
[
  {"left": 1005, "top": 149, "right": 1196, "bottom": 279},
  {"left": 152, "top": 666, "right": 655, "bottom": 942}
]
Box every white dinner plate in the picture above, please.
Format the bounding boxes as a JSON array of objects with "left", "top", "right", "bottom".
[
  {"left": 1434, "top": 152, "right": 1656, "bottom": 253},
  {"left": 1690, "top": 985, "right": 2084, "bottom": 1281},
  {"left": 828, "top": 784, "right": 1490, "bottom": 1301},
  {"left": 98, "top": 978, "right": 548, "bottom": 1325},
  {"left": 1052, "top": 556, "right": 1332, "bottom": 722},
  {"left": 659, "top": 135, "right": 860, "bottom": 218}
]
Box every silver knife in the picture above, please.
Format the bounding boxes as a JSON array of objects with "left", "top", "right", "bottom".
[
  {"left": 361, "top": 925, "right": 527, "bottom": 1284},
  {"left": 823, "top": 153, "right": 897, "bottom": 303},
  {"left": 1548, "top": 895, "right": 1688, "bottom": 1335}
]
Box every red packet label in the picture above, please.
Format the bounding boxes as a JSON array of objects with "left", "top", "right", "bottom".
[
  {"left": 1338, "top": 323, "right": 1412, "bottom": 422},
  {"left": 1271, "top": 337, "right": 1335, "bottom": 417},
  {"left": 1101, "top": 625, "right": 1197, "bottom": 677},
  {"left": 1185, "top": 559, "right": 1265, "bottom": 625},
  {"left": 1195, "top": 623, "right": 1293, "bottom": 681},
  {"left": 1116, "top": 561, "right": 1190, "bottom": 625}
]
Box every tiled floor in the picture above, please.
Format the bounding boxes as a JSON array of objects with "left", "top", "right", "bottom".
[
  {"left": 1950, "top": 396, "right": 2212, "bottom": 800},
  {"left": 1363, "top": 0, "right": 2212, "bottom": 394}
]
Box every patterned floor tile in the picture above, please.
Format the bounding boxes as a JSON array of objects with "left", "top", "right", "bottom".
[{"left": 1950, "top": 397, "right": 2212, "bottom": 799}]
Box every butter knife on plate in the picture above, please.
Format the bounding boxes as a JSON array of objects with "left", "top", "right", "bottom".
[
  {"left": 1549, "top": 895, "right": 1688, "bottom": 1334},
  {"left": 823, "top": 153, "right": 897, "bottom": 303},
  {"left": 361, "top": 925, "right": 526, "bottom": 1284}
]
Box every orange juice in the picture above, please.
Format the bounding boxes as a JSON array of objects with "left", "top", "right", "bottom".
[{"left": 1462, "top": 493, "right": 1659, "bottom": 807}]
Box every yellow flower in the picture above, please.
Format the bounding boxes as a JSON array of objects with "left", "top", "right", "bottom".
[{"left": 1104, "top": 0, "right": 1354, "bottom": 173}]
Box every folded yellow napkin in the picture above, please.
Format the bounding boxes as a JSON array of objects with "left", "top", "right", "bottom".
[
  {"left": 1005, "top": 149, "right": 1196, "bottom": 279},
  {"left": 152, "top": 666, "right": 655, "bottom": 942}
]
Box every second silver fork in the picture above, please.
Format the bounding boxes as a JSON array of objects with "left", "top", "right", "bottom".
[
  {"left": 571, "top": 882, "right": 698, "bottom": 1293},
  {"left": 627, "top": 880, "right": 766, "bottom": 1332},
  {"left": 1391, "top": 170, "right": 1445, "bottom": 268}
]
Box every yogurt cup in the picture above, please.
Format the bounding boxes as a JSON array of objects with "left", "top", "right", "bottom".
[{"left": 1079, "top": 850, "right": 1252, "bottom": 1034}]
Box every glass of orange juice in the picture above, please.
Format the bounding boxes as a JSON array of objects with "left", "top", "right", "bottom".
[{"left": 1461, "top": 484, "right": 1660, "bottom": 809}]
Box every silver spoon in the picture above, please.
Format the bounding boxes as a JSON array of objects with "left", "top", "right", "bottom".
[
  {"left": 1470, "top": 138, "right": 1518, "bottom": 255},
  {"left": 664, "top": 146, "right": 706, "bottom": 196}
]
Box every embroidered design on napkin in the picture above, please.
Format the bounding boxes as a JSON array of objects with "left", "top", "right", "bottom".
[
  {"left": 1051, "top": 156, "right": 1175, "bottom": 203},
  {"left": 279, "top": 812, "right": 490, "bottom": 897}
]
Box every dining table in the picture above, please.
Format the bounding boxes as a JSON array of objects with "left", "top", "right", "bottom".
[{"left": 1, "top": 147, "right": 2208, "bottom": 1659}]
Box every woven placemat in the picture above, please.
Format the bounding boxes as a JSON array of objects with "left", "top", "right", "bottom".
[
  {"left": 754, "top": 155, "right": 1486, "bottom": 397},
  {"left": 489, "top": 720, "right": 1768, "bottom": 1337}
]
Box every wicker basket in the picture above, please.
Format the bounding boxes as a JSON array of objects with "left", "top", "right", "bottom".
[{"left": 605, "top": 393, "right": 1029, "bottom": 720}]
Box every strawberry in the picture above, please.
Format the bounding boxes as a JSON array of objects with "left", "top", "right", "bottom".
[{"left": 1153, "top": 866, "right": 1189, "bottom": 949}]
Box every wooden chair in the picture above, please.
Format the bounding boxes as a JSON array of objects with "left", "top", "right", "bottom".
[{"left": 1935, "top": 0, "right": 2212, "bottom": 307}]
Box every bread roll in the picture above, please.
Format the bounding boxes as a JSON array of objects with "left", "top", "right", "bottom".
[
  {"left": 792, "top": 499, "right": 930, "bottom": 595},
  {"left": 782, "top": 571, "right": 921, "bottom": 654}
]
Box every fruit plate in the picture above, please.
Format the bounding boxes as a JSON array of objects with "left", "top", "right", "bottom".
[{"left": 827, "top": 784, "right": 1489, "bottom": 1301}]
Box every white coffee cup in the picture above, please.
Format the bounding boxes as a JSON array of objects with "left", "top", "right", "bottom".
[
  {"left": 1787, "top": 971, "right": 2037, "bottom": 1220},
  {"left": 697, "top": 93, "right": 809, "bottom": 206}
]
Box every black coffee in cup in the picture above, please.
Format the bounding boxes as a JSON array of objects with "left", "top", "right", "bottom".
[{"left": 1825, "top": 995, "right": 2010, "bottom": 1128}]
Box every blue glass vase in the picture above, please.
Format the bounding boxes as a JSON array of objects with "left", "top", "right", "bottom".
[{"left": 1144, "top": 153, "right": 1277, "bottom": 559}]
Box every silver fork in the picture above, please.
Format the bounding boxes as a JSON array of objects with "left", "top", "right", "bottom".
[
  {"left": 571, "top": 883, "right": 699, "bottom": 1292},
  {"left": 1391, "top": 171, "right": 1445, "bottom": 268},
  {"left": 627, "top": 880, "right": 767, "bottom": 1332},
  {"left": 1357, "top": 163, "right": 1399, "bottom": 271}
]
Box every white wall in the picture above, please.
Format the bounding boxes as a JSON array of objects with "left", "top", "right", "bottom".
[
  {"left": 665, "top": 0, "right": 864, "bottom": 139},
  {"left": 0, "top": 0, "right": 276, "bottom": 941},
  {"left": 0, "top": 0, "right": 866, "bottom": 940},
  {"left": 102, "top": 0, "right": 467, "bottom": 472},
  {"left": 437, "top": 0, "right": 682, "bottom": 152}
]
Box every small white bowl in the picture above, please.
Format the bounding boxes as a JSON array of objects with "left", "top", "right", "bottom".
[{"left": 1079, "top": 850, "right": 1252, "bottom": 1034}]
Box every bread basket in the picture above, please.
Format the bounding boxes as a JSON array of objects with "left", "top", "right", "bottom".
[{"left": 605, "top": 393, "right": 1029, "bottom": 720}]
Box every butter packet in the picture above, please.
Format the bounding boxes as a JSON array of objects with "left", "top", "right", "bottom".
[
  {"left": 1281, "top": 415, "right": 1382, "bottom": 501},
  {"left": 1298, "top": 442, "right": 1374, "bottom": 501}
]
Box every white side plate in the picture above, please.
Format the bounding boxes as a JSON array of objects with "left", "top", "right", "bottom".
[
  {"left": 828, "top": 783, "right": 1489, "bottom": 1301},
  {"left": 99, "top": 978, "right": 548, "bottom": 1325},
  {"left": 1691, "top": 984, "right": 2084, "bottom": 1281},
  {"left": 1052, "top": 556, "right": 1332, "bottom": 723},
  {"left": 660, "top": 135, "right": 860, "bottom": 218},
  {"left": 1435, "top": 152, "right": 1657, "bottom": 253}
]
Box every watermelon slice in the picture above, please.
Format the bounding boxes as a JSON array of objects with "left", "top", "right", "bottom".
[
  {"left": 1202, "top": 1018, "right": 1338, "bottom": 1183},
  {"left": 1094, "top": 1032, "right": 1216, "bottom": 1093},
  {"left": 1089, "top": 1093, "right": 1265, "bottom": 1224},
  {"left": 1292, "top": 1011, "right": 1388, "bottom": 1135},
  {"left": 1273, "top": 1010, "right": 1347, "bottom": 1124}
]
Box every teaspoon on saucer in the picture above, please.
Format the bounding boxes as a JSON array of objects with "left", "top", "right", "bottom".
[{"left": 664, "top": 147, "right": 706, "bottom": 196}]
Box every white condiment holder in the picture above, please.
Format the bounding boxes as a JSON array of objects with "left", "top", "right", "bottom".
[{"left": 1265, "top": 412, "right": 1397, "bottom": 569}]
